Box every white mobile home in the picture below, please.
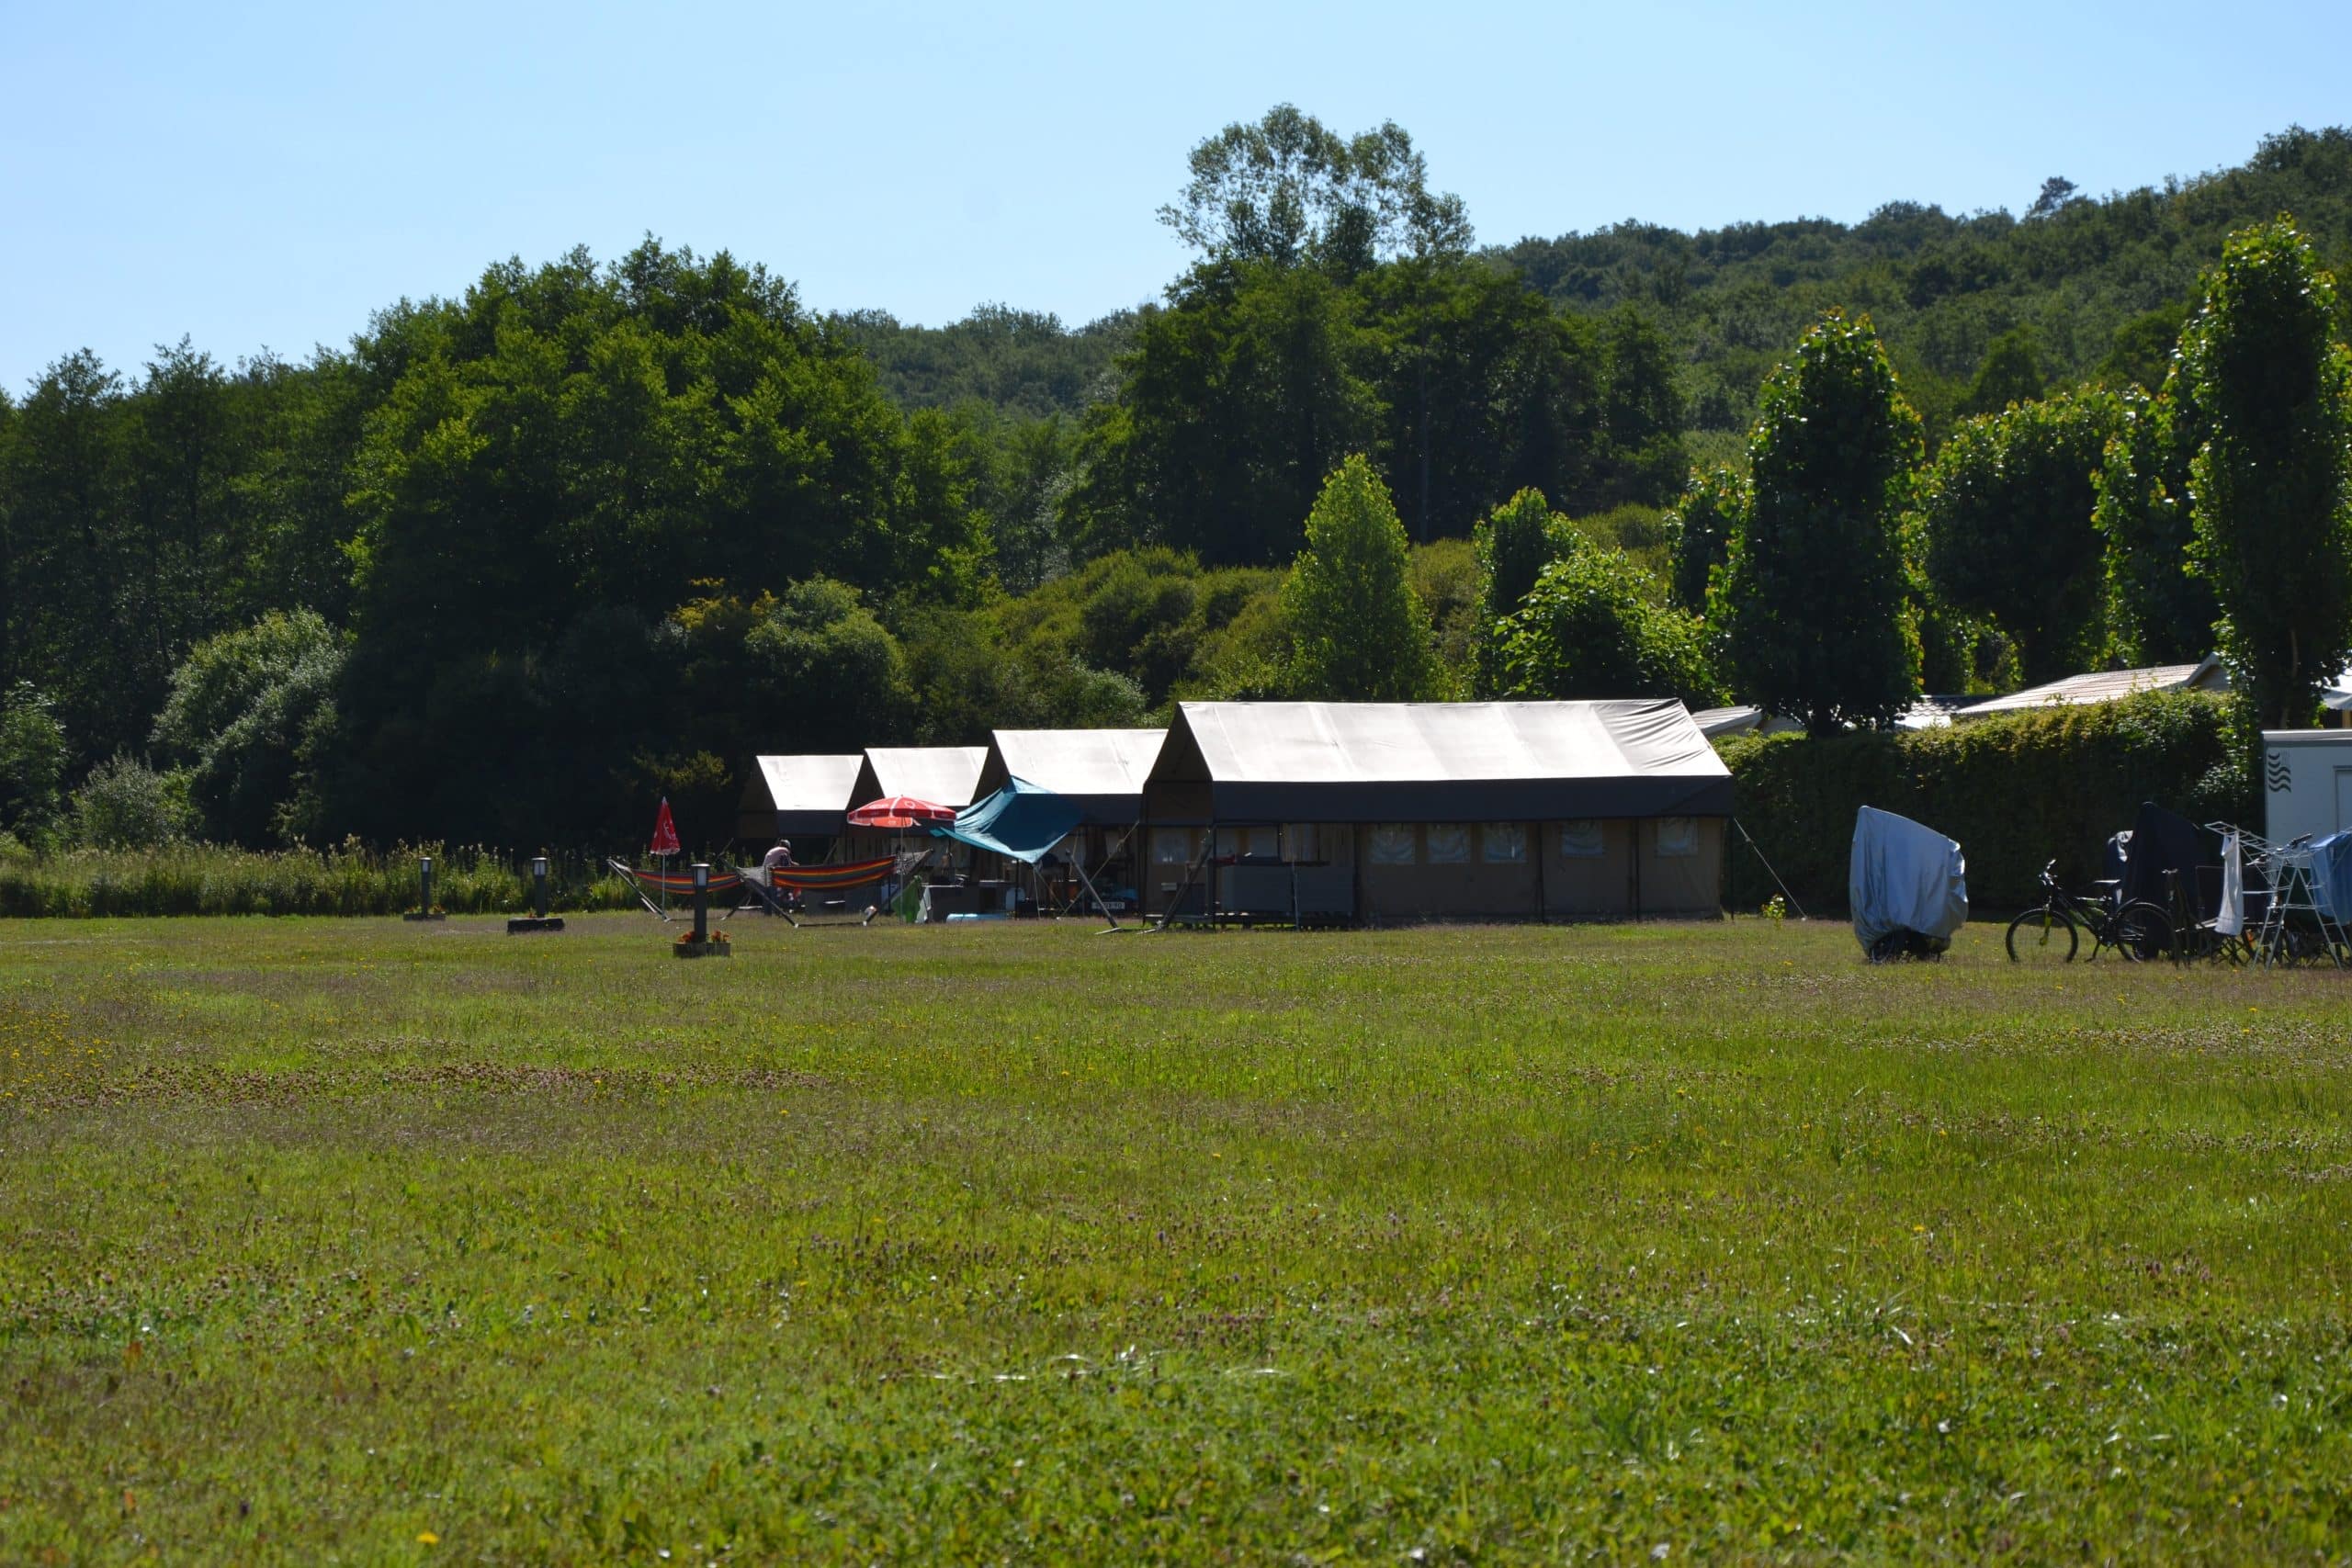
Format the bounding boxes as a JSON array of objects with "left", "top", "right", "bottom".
[{"left": 2263, "top": 729, "right": 2352, "bottom": 844}]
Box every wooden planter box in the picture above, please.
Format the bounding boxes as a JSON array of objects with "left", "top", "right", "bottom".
[{"left": 672, "top": 937, "right": 731, "bottom": 959}]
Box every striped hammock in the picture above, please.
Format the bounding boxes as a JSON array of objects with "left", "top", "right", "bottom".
[
  {"left": 613, "top": 863, "right": 746, "bottom": 899},
  {"left": 763, "top": 855, "right": 899, "bottom": 893}
]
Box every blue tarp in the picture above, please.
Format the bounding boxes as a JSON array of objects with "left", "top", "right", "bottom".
[
  {"left": 1849, "top": 805, "right": 1969, "bottom": 954},
  {"left": 2311, "top": 829, "right": 2352, "bottom": 920},
  {"left": 933, "top": 777, "right": 1082, "bottom": 865}
]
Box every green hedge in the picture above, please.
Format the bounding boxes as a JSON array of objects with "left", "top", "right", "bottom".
[
  {"left": 0, "top": 843, "right": 636, "bottom": 919},
  {"left": 1719, "top": 692, "right": 2245, "bottom": 916}
]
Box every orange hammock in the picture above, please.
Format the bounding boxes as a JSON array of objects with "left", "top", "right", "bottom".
[
  {"left": 607, "top": 858, "right": 744, "bottom": 920},
  {"left": 612, "top": 853, "right": 922, "bottom": 924}
]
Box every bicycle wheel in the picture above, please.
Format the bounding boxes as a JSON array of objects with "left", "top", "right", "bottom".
[
  {"left": 2112, "top": 900, "right": 2174, "bottom": 963},
  {"left": 2006, "top": 905, "right": 2078, "bottom": 964}
]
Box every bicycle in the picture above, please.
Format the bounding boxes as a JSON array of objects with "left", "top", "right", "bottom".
[{"left": 2005, "top": 861, "right": 2172, "bottom": 964}]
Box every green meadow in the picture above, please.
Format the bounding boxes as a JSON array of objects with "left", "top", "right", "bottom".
[{"left": 4, "top": 913, "right": 2351, "bottom": 1562}]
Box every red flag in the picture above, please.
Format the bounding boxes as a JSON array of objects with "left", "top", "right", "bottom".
[{"left": 650, "top": 796, "right": 681, "bottom": 856}]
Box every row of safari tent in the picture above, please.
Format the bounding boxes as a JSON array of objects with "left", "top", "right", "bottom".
[{"left": 737, "top": 700, "right": 1731, "bottom": 923}]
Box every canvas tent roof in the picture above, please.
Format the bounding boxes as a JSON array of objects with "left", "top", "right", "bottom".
[
  {"left": 1956, "top": 657, "right": 2224, "bottom": 719},
  {"left": 1145, "top": 700, "right": 1733, "bottom": 823},
  {"left": 745, "top": 754, "right": 863, "bottom": 835},
  {"left": 851, "top": 747, "right": 989, "bottom": 812},
  {"left": 976, "top": 728, "right": 1165, "bottom": 824}
]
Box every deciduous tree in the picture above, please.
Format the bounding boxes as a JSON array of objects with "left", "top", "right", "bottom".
[
  {"left": 1716, "top": 310, "right": 1922, "bottom": 732},
  {"left": 1665, "top": 467, "right": 1747, "bottom": 613},
  {"left": 1496, "top": 541, "right": 1723, "bottom": 709},
  {"left": 1919, "top": 389, "right": 2119, "bottom": 684},
  {"left": 2094, "top": 370, "right": 2221, "bottom": 663},
  {"left": 1282, "top": 456, "right": 1435, "bottom": 701},
  {"left": 2182, "top": 220, "right": 2352, "bottom": 729}
]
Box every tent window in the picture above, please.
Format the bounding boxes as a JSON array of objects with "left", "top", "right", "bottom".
[
  {"left": 1425, "top": 824, "right": 1470, "bottom": 864},
  {"left": 1657, "top": 817, "right": 1699, "bottom": 857},
  {"left": 1369, "top": 824, "right": 1418, "bottom": 864},
  {"left": 1152, "top": 828, "right": 1194, "bottom": 864},
  {"left": 1283, "top": 823, "right": 1320, "bottom": 862},
  {"left": 1559, "top": 819, "right": 1605, "bottom": 859},
  {"left": 1482, "top": 823, "right": 1527, "bottom": 863},
  {"left": 1244, "top": 825, "right": 1279, "bottom": 859}
]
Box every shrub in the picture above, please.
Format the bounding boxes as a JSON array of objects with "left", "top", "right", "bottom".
[
  {"left": 71, "top": 756, "right": 194, "bottom": 849},
  {"left": 0, "top": 842, "right": 637, "bottom": 919},
  {"left": 0, "top": 682, "right": 70, "bottom": 842},
  {"left": 1497, "top": 541, "right": 1725, "bottom": 710},
  {"left": 1719, "top": 691, "right": 2238, "bottom": 914}
]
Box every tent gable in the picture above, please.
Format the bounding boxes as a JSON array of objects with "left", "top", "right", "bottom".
[{"left": 853, "top": 747, "right": 989, "bottom": 811}]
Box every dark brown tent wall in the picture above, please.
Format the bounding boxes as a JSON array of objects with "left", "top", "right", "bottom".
[{"left": 1141, "top": 701, "right": 1732, "bottom": 922}]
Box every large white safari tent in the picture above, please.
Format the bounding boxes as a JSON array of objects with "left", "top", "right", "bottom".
[
  {"left": 1140, "top": 699, "right": 1732, "bottom": 923},
  {"left": 844, "top": 747, "right": 989, "bottom": 863},
  {"left": 2264, "top": 729, "right": 2352, "bottom": 845},
  {"left": 734, "top": 753, "right": 862, "bottom": 846},
  {"left": 975, "top": 728, "right": 1165, "bottom": 902}
]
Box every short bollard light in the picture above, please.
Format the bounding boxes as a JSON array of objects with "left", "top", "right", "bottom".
[
  {"left": 403, "top": 854, "right": 446, "bottom": 921},
  {"left": 509, "top": 853, "right": 563, "bottom": 934},
  {"left": 673, "top": 861, "right": 729, "bottom": 956}
]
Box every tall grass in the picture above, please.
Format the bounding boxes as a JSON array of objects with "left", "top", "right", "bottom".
[{"left": 0, "top": 841, "right": 634, "bottom": 918}]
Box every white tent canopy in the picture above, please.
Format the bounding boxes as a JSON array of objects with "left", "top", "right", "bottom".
[{"left": 1145, "top": 699, "right": 1733, "bottom": 822}]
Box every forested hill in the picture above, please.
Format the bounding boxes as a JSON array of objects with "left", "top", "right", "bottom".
[
  {"left": 1498, "top": 126, "right": 2352, "bottom": 436},
  {"left": 834, "top": 305, "right": 1138, "bottom": 420},
  {"left": 855, "top": 127, "right": 2352, "bottom": 441}
]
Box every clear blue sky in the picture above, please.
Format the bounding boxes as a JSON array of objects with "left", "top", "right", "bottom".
[{"left": 6, "top": 0, "right": 2346, "bottom": 393}]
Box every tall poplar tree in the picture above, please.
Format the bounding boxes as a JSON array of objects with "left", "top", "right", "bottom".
[
  {"left": 1282, "top": 455, "right": 1435, "bottom": 701},
  {"left": 1919, "top": 389, "right": 2119, "bottom": 685},
  {"left": 1715, "top": 310, "right": 1922, "bottom": 733},
  {"left": 2183, "top": 220, "right": 2352, "bottom": 730},
  {"left": 2095, "top": 368, "right": 2222, "bottom": 664}
]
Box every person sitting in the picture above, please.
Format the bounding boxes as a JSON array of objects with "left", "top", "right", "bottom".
[{"left": 759, "top": 839, "right": 797, "bottom": 912}]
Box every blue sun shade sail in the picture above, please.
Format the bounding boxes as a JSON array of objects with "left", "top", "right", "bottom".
[
  {"left": 1849, "top": 806, "right": 1969, "bottom": 953},
  {"left": 933, "top": 777, "right": 1084, "bottom": 864}
]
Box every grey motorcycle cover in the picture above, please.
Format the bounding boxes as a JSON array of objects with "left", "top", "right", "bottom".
[{"left": 1849, "top": 806, "right": 1969, "bottom": 953}]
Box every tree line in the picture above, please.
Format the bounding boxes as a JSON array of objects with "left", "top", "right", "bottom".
[{"left": 3, "top": 111, "right": 2348, "bottom": 852}]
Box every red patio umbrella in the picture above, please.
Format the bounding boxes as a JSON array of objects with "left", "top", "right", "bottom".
[{"left": 848, "top": 795, "right": 957, "bottom": 830}]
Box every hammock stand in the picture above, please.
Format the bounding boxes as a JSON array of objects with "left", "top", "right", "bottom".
[
  {"left": 728, "top": 851, "right": 930, "bottom": 928},
  {"left": 609, "top": 859, "right": 749, "bottom": 922}
]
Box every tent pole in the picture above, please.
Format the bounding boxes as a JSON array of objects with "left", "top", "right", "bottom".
[
  {"left": 1069, "top": 856, "right": 1120, "bottom": 931},
  {"left": 1732, "top": 816, "right": 1807, "bottom": 920},
  {"left": 1534, "top": 820, "right": 1548, "bottom": 922},
  {"left": 1289, "top": 825, "right": 1300, "bottom": 931}
]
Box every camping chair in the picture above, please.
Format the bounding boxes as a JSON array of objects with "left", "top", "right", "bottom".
[
  {"left": 725, "top": 851, "right": 927, "bottom": 927},
  {"left": 608, "top": 859, "right": 747, "bottom": 922}
]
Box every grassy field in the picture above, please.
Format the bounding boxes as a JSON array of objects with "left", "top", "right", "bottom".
[{"left": 4, "top": 913, "right": 2351, "bottom": 1562}]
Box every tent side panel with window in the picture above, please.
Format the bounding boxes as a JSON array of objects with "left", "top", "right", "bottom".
[{"left": 1139, "top": 700, "right": 1733, "bottom": 922}]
